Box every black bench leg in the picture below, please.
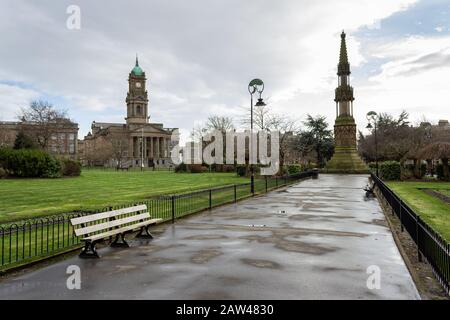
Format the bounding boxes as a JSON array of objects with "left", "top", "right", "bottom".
[
  {"left": 79, "top": 241, "right": 100, "bottom": 259},
  {"left": 135, "top": 225, "right": 154, "bottom": 239},
  {"left": 111, "top": 233, "right": 129, "bottom": 248}
]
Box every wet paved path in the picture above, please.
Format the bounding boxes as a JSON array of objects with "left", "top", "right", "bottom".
[{"left": 0, "top": 174, "right": 419, "bottom": 299}]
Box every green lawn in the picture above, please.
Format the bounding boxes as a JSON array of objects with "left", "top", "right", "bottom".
[
  {"left": 436, "top": 189, "right": 450, "bottom": 198},
  {"left": 386, "top": 181, "right": 450, "bottom": 242},
  {"left": 0, "top": 172, "right": 291, "bottom": 269},
  {"left": 0, "top": 170, "right": 249, "bottom": 223}
]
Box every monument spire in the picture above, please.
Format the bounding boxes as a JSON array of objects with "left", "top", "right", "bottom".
[{"left": 338, "top": 31, "right": 350, "bottom": 76}]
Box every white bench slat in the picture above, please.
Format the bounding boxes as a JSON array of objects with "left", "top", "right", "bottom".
[
  {"left": 70, "top": 205, "right": 147, "bottom": 225},
  {"left": 74, "top": 212, "right": 150, "bottom": 237},
  {"left": 82, "top": 218, "right": 162, "bottom": 242}
]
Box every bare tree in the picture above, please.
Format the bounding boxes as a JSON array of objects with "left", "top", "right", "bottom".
[
  {"left": 241, "top": 103, "right": 271, "bottom": 130},
  {"left": 105, "top": 129, "right": 129, "bottom": 168},
  {"left": 265, "top": 114, "right": 299, "bottom": 173},
  {"left": 84, "top": 136, "right": 113, "bottom": 166},
  {"left": 19, "top": 100, "right": 73, "bottom": 149},
  {"left": 359, "top": 111, "right": 424, "bottom": 163},
  {"left": 205, "top": 115, "right": 234, "bottom": 133},
  {"left": 240, "top": 101, "right": 302, "bottom": 172},
  {"left": 192, "top": 115, "right": 235, "bottom": 167}
]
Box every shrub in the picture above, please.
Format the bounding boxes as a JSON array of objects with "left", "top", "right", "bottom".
[
  {"left": 379, "top": 161, "right": 401, "bottom": 181},
  {"left": 0, "top": 147, "right": 61, "bottom": 178},
  {"left": 174, "top": 163, "right": 187, "bottom": 173},
  {"left": 401, "top": 164, "right": 414, "bottom": 180},
  {"left": 212, "top": 164, "right": 235, "bottom": 172},
  {"left": 368, "top": 162, "right": 377, "bottom": 171},
  {"left": 188, "top": 164, "right": 208, "bottom": 173},
  {"left": 0, "top": 148, "right": 13, "bottom": 168},
  {"left": 222, "top": 165, "right": 235, "bottom": 173},
  {"left": 62, "top": 159, "right": 81, "bottom": 176},
  {"left": 305, "top": 162, "right": 317, "bottom": 170},
  {"left": 236, "top": 165, "right": 247, "bottom": 177},
  {"left": 42, "top": 157, "right": 62, "bottom": 178},
  {"left": 286, "top": 164, "right": 301, "bottom": 175},
  {"left": 420, "top": 162, "right": 427, "bottom": 178},
  {"left": 401, "top": 162, "right": 427, "bottom": 180},
  {"left": 13, "top": 131, "right": 36, "bottom": 150},
  {"left": 436, "top": 163, "right": 444, "bottom": 180},
  {"left": 0, "top": 167, "right": 6, "bottom": 178}
]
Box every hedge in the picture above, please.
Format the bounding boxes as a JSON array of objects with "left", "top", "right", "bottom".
[
  {"left": 0, "top": 148, "right": 61, "bottom": 178},
  {"left": 379, "top": 161, "right": 401, "bottom": 181},
  {"left": 286, "top": 164, "right": 302, "bottom": 175},
  {"left": 62, "top": 159, "right": 81, "bottom": 177}
]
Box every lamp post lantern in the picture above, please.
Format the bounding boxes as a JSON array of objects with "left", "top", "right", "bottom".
[
  {"left": 248, "top": 79, "right": 266, "bottom": 194},
  {"left": 366, "top": 111, "right": 379, "bottom": 177}
]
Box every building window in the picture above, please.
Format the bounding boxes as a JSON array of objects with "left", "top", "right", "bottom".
[
  {"left": 69, "top": 133, "right": 75, "bottom": 141},
  {"left": 136, "top": 105, "right": 141, "bottom": 115},
  {"left": 59, "top": 133, "right": 66, "bottom": 141},
  {"left": 69, "top": 143, "right": 75, "bottom": 154}
]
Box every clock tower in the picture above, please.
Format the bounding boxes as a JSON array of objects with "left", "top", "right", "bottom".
[{"left": 126, "top": 55, "right": 149, "bottom": 124}]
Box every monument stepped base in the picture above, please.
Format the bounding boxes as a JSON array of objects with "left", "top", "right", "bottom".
[{"left": 324, "top": 146, "right": 369, "bottom": 174}]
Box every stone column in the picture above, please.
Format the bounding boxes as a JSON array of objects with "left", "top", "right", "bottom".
[
  {"left": 149, "top": 137, "right": 153, "bottom": 158},
  {"left": 166, "top": 138, "right": 170, "bottom": 158},
  {"left": 129, "top": 137, "right": 134, "bottom": 159},
  {"left": 142, "top": 137, "right": 147, "bottom": 165},
  {"left": 155, "top": 137, "right": 160, "bottom": 158}
]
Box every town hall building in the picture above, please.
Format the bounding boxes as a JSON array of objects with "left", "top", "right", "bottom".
[{"left": 80, "top": 57, "right": 178, "bottom": 168}]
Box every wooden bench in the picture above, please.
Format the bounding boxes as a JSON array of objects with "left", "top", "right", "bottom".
[{"left": 70, "top": 205, "right": 162, "bottom": 258}]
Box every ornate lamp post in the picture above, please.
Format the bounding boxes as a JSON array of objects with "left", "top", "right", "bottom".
[
  {"left": 248, "top": 79, "right": 266, "bottom": 194},
  {"left": 366, "top": 111, "right": 379, "bottom": 177}
]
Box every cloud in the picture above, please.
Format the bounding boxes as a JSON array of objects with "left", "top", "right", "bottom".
[
  {"left": 0, "top": 84, "right": 41, "bottom": 120},
  {"left": 355, "top": 35, "right": 450, "bottom": 128},
  {"left": 0, "top": 0, "right": 423, "bottom": 139}
]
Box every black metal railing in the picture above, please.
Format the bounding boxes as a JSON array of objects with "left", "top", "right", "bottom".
[
  {"left": 0, "top": 171, "right": 313, "bottom": 270},
  {"left": 371, "top": 173, "right": 450, "bottom": 295}
]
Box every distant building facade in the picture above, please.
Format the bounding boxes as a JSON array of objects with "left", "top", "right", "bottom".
[
  {"left": 437, "top": 119, "right": 450, "bottom": 129},
  {"left": 0, "top": 120, "right": 79, "bottom": 159},
  {"left": 80, "top": 57, "right": 178, "bottom": 168}
]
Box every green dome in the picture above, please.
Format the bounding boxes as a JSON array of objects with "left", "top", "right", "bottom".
[
  {"left": 131, "top": 55, "right": 144, "bottom": 76},
  {"left": 131, "top": 65, "right": 143, "bottom": 76}
]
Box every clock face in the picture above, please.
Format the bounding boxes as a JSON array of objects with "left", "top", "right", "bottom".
[{"left": 135, "top": 82, "right": 141, "bottom": 88}]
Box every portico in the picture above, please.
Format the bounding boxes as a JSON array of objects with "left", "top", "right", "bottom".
[{"left": 129, "top": 132, "right": 172, "bottom": 167}]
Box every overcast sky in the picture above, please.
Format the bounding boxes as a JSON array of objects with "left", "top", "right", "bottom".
[{"left": 0, "top": 0, "right": 449, "bottom": 140}]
